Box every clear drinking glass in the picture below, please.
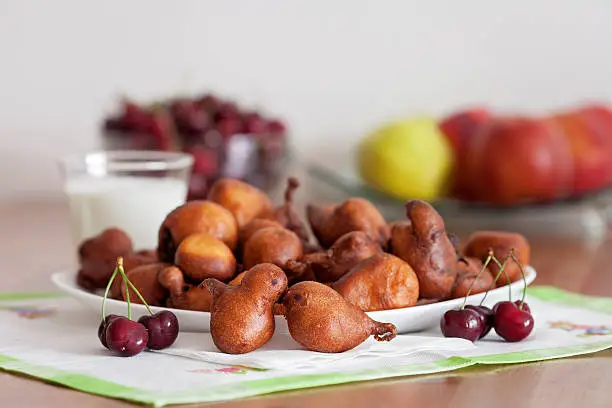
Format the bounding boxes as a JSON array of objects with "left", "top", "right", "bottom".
[{"left": 58, "top": 150, "right": 193, "bottom": 251}]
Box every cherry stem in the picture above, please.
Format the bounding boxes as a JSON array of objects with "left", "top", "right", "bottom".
[
  {"left": 125, "top": 280, "right": 154, "bottom": 315},
  {"left": 510, "top": 249, "right": 528, "bottom": 307},
  {"left": 491, "top": 254, "right": 512, "bottom": 300},
  {"left": 115, "top": 258, "right": 131, "bottom": 320},
  {"left": 115, "top": 257, "right": 154, "bottom": 316},
  {"left": 101, "top": 268, "right": 118, "bottom": 320},
  {"left": 479, "top": 252, "right": 510, "bottom": 306},
  {"left": 461, "top": 252, "right": 493, "bottom": 309}
]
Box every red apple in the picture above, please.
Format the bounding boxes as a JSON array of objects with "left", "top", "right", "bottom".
[
  {"left": 440, "top": 108, "right": 491, "bottom": 153},
  {"left": 551, "top": 111, "right": 608, "bottom": 196},
  {"left": 439, "top": 108, "right": 491, "bottom": 200},
  {"left": 575, "top": 104, "right": 612, "bottom": 186},
  {"left": 463, "top": 116, "right": 573, "bottom": 206}
]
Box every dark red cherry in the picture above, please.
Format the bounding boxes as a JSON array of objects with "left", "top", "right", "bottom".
[
  {"left": 105, "top": 317, "right": 149, "bottom": 357},
  {"left": 440, "top": 308, "right": 483, "bottom": 342},
  {"left": 493, "top": 301, "right": 534, "bottom": 342},
  {"left": 514, "top": 300, "right": 531, "bottom": 314},
  {"left": 217, "top": 117, "right": 242, "bottom": 138},
  {"left": 242, "top": 112, "right": 266, "bottom": 134},
  {"left": 464, "top": 305, "right": 494, "bottom": 339},
  {"left": 187, "top": 174, "right": 209, "bottom": 200},
  {"left": 121, "top": 100, "right": 149, "bottom": 131},
  {"left": 197, "top": 94, "right": 221, "bottom": 114},
  {"left": 148, "top": 112, "right": 173, "bottom": 151},
  {"left": 267, "top": 119, "right": 286, "bottom": 134},
  {"left": 138, "top": 311, "right": 179, "bottom": 350},
  {"left": 171, "top": 100, "right": 209, "bottom": 134},
  {"left": 215, "top": 102, "right": 240, "bottom": 121},
  {"left": 98, "top": 314, "right": 121, "bottom": 349},
  {"left": 187, "top": 147, "right": 218, "bottom": 175}
]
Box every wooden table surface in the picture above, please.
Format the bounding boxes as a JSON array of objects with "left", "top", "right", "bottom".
[{"left": 1, "top": 200, "right": 611, "bottom": 408}]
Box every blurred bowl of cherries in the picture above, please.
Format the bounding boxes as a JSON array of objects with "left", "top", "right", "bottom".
[{"left": 102, "top": 93, "right": 290, "bottom": 200}]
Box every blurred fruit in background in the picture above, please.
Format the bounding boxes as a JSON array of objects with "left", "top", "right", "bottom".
[
  {"left": 102, "top": 93, "right": 289, "bottom": 200},
  {"left": 575, "top": 105, "right": 612, "bottom": 185},
  {"left": 439, "top": 108, "right": 491, "bottom": 200},
  {"left": 357, "top": 103, "right": 612, "bottom": 207},
  {"left": 552, "top": 110, "right": 609, "bottom": 196},
  {"left": 461, "top": 116, "right": 573, "bottom": 205},
  {"left": 357, "top": 117, "right": 453, "bottom": 201}
]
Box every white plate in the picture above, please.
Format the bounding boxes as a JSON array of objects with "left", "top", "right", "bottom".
[{"left": 51, "top": 267, "right": 536, "bottom": 334}]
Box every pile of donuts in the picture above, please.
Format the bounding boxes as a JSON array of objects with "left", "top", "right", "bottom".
[{"left": 77, "top": 177, "right": 530, "bottom": 354}]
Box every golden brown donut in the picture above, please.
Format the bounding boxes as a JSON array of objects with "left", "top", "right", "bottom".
[
  {"left": 228, "top": 271, "right": 246, "bottom": 286},
  {"left": 110, "top": 250, "right": 158, "bottom": 299},
  {"left": 450, "top": 257, "right": 494, "bottom": 299},
  {"left": 174, "top": 233, "right": 237, "bottom": 282},
  {"left": 390, "top": 200, "right": 458, "bottom": 299},
  {"left": 157, "top": 200, "right": 238, "bottom": 262},
  {"left": 159, "top": 266, "right": 211, "bottom": 312},
  {"left": 282, "top": 281, "right": 397, "bottom": 353},
  {"left": 119, "top": 263, "right": 169, "bottom": 306},
  {"left": 203, "top": 263, "right": 288, "bottom": 354},
  {"left": 77, "top": 228, "right": 133, "bottom": 291},
  {"left": 307, "top": 198, "right": 390, "bottom": 248},
  {"left": 285, "top": 232, "right": 383, "bottom": 284},
  {"left": 242, "top": 227, "right": 303, "bottom": 270},
  {"left": 333, "top": 253, "right": 419, "bottom": 311},
  {"left": 207, "top": 178, "right": 273, "bottom": 228},
  {"left": 239, "top": 219, "right": 284, "bottom": 247},
  {"left": 463, "top": 231, "right": 530, "bottom": 286}
]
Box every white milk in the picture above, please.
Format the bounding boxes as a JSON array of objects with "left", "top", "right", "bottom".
[{"left": 64, "top": 175, "right": 187, "bottom": 250}]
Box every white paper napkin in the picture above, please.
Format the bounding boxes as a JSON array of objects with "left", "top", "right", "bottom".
[
  {"left": 154, "top": 331, "right": 476, "bottom": 370},
  {"left": 2, "top": 291, "right": 612, "bottom": 407}
]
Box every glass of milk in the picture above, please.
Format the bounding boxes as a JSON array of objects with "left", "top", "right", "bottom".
[{"left": 59, "top": 150, "right": 193, "bottom": 251}]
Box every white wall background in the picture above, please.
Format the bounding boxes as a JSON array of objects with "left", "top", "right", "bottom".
[{"left": 1, "top": 0, "right": 612, "bottom": 200}]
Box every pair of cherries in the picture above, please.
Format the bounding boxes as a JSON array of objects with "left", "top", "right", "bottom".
[
  {"left": 98, "top": 258, "right": 179, "bottom": 357},
  {"left": 441, "top": 300, "right": 533, "bottom": 342},
  {"left": 440, "top": 249, "right": 534, "bottom": 342}
]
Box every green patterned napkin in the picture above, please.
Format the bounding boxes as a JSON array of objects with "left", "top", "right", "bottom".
[{"left": 0, "top": 286, "right": 611, "bottom": 407}]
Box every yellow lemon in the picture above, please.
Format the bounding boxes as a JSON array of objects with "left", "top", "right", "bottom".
[{"left": 357, "top": 117, "right": 454, "bottom": 201}]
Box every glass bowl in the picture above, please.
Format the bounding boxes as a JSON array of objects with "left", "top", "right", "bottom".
[{"left": 101, "top": 129, "right": 290, "bottom": 200}]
